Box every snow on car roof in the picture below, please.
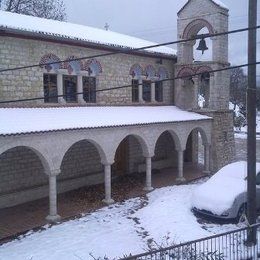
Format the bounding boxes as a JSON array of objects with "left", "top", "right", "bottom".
[
  {"left": 192, "top": 161, "right": 260, "bottom": 215},
  {"left": 0, "top": 10, "right": 176, "bottom": 56},
  {"left": 0, "top": 106, "right": 210, "bottom": 136}
]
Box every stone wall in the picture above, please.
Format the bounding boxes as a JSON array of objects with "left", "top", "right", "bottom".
[
  {"left": 0, "top": 36, "right": 175, "bottom": 107},
  {"left": 0, "top": 147, "right": 47, "bottom": 195},
  {"left": 199, "top": 110, "right": 235, "bottom": 172},
  {"left": 59, "top": 140, "right": 103, "bottom": 181}
]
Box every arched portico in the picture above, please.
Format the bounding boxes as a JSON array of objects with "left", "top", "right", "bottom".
[
  {"left": 111, "top": 133, "right": 153, "bottom": 194},
  {"left": 0, "top": 145, "right": 61, "bottom": 222},
  {"left": 185, "top": 126, "right": 211, "bottom": 175}
]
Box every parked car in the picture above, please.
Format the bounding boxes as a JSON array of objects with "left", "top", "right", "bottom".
[{"left": 192, "top": 161, "right": 260, "bottom": 222}]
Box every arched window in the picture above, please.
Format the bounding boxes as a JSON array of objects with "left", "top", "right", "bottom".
[
  {"left": 156, "top": 67, "right": 169, "bottom": 102},
  {"left": 196, "top": 66, "right": 212, "bottom": 108},
  {"left": 40, "top": 54, "right": 61, "bottom": 103},
  {"left": 83, "top": 59, "right": 102, "bottom": 103},
  {"left": 130, "top": 64, "right": 143, "bottom": 102}
]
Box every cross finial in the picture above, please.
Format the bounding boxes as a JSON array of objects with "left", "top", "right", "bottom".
[{"left": 104, "top": 23, "right": 109, "bottom": 31}]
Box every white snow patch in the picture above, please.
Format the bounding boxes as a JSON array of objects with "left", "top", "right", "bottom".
[
  {"left": 0, "top": 11, "right": 175, "bottom": 56},
  {"left": 0, "top": 182, "right": 239, "bottom": 260},
  {"left": 0, "top": 106, "right": 211, "bottom": 135},
  {"left": 212, "top": 0, "right": 228, "bottom": 9},
  {"left": 192, "top": 161, "right": 260, "bottom": 215}
]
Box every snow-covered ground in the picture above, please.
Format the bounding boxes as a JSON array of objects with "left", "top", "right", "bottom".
[
  {"left": 0, "top": 181, "right": 239, "bottom": 260},
  {"left": 234, "top": 112, "right": 260, "bottom": 140}
]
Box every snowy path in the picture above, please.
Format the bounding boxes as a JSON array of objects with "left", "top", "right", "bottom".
[{"left": 0, "top": 183, "right": 238, "bottom": 260}]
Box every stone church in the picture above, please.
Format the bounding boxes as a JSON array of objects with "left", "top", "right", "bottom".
[{"left": 0, "top": 0, "right": 234, "bottom": 222}]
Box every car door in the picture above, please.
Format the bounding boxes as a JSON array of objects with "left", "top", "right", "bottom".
[{"left": 256, "top": 171, "right": 260, "bottom": 209}]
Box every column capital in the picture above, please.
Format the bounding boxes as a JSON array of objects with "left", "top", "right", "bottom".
[
  {"left": 101, "top": 160, "right": 114, "bottom": 166},
  {"left": 49, "top": 169, "right": 61, "bottom": 177}
]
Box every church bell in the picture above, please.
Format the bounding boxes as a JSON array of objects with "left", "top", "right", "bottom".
[{"left": 196, "top": 38, "right": 208, "bottom": 54}]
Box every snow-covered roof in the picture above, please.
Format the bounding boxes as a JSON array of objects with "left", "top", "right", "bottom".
[
  {"left": 178, "top": 0, "right": 228, "bottom": 15},
  {"left": 211, "top": 0, "right": 228, "bottom": 9},
  {"left": 0, "top": 11, "right": 176, "bottom": 57},
  {"left": 0, "top": 106, "right": 210, "bottom": 136}
]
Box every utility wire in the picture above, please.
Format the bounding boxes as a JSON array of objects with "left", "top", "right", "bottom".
[
  {"left": 1, "top": 61, "right": 259, "bottom": 104},
  {"left": 0, "top": 25, "right": 260, "bottom": 74}
]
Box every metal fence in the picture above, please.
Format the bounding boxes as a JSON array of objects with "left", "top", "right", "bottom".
[{"left": 122, "top": 223, "right": 260, "bottom": 260}]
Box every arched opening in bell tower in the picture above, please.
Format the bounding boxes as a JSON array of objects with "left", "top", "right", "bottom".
[{"left": 194, "top": 28, "right": 212, "bottom": 62}]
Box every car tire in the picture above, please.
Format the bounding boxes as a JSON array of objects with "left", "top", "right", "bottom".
[{"left": 237, "top": 204, "right": 247, "bottom": 223}]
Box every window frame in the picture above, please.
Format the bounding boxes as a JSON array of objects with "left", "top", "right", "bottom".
[
  {"left": 155, "top": 81, "right": 163, "bottom": 102},
  {"left": 142, "top": 80, "right": 152, "bottom": 102},
  {"left": 63, "top": 75, "right": 78, "bottom": 103},
  {"left": 83, "top": 76, "right": 96, "bottom": 103},
  {"left": 43, "top": 73, "right": 58, "bottom": 103},
  {"left": 132, "top": 79, "right": 139, "bottom": 103}
]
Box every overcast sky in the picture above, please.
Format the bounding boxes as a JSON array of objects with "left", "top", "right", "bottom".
[{"left": 63, "top": 0, "right": 260, "bottom": 73}]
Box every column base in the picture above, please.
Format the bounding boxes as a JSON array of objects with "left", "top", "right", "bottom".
[
  {"left": 203, "top": 170, "right": 211, "bottom": 175},
  {"left": 46, "top": 214, "right": 61, "bottom": 223},
  {"left": 78, "top": 98, "right": 85, "bottom": 105},
  {"left": 102, "top": 198, "right": 115, "bottom": 205},
  {"left": 58, "top": 98, "right": 66, "bottom": 104},
  {"left": 143, "top": 186, "right": 154, "bottom": 192},
  {"left": 176, "top": 177, "right": 186, "bottom": 183}
]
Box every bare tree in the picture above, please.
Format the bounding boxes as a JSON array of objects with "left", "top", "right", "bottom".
[
  {"left": 1, "top": 0, "right": 66, "bottom": 21},
  {"left": 230, "top": 67, "right": 247, "bottom": 113}
]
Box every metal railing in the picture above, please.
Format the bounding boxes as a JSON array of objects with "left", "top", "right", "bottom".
[{"left": 122, "top": 224, "right": 260, "bottom": 260}]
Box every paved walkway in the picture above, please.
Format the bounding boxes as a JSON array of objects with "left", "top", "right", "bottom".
[{"left": 0, "top": 163, "right": 206, "bottom": 242}]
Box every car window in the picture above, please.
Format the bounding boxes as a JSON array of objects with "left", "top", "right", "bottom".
[{"left": 256, "top": 172, "right": 260, "bottom": 185}]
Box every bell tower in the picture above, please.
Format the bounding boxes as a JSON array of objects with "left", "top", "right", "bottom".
[{"left": 176, "top": 0, "right": 235, "bottom": 172}]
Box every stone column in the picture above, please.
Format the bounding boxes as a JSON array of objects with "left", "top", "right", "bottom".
[
  {"left": 203, "top": 144, "right": 211, "bottom": 175},
  {"left": 193, "top": 76, "right": 199, "bottom": 109},
  {"left": 138, "top": 79, "right": 144, "bottom": 103},
  {"left": 144, "top": 157, "right": 153, "bottom": 191},
  {"left": 102, "top": 164, "right": 114, "bottom": 204},
  {"left": 151, "top": 82, "right": 156, "bottom": 102},
  {"left": 46, "top": 170, "right": 61, "bottom": 222},
  {"left": 209, "top": 74, "right": 215, "bottom": 109},
  {"left": 57, "top": 73, "right": 65, "bottom": 104},
  {"left": 77, "top": 74, "right": 85, "bottom": 104},
  {"left": 176, "top": 150, "right": 186, "bottom": 182}
]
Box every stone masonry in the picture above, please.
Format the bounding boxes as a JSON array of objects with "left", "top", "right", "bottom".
[{"left": 0, "top": 37, "right": 175, "bottom": 107}]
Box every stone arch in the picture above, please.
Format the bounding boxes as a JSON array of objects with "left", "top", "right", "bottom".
[
  {"left": 112, "top": 133, "right": 150, "bottom": 175},
  {"left": 144, "top": 65, "right": 156, "bottom": 79},
  {"left": 39, "top": 53, "right": 62, "bottom": 72},
  {"left": 182, "top": 18, "right": 214, "bottom": 40},
  {"left": 152, "top": 130, "right": 182, "bottom": 171},
  {"left": 113, "top": 133, "right": 150, "bottom": 159},
  {"left": 177, "top": 66, "right": 195, "bottom": 78},
  {"left": 0, "top": 146, "right": 51, "bottom": 204},
  {"left": 129, "top": 64, "right": 143, "bottom": 79},
  {"left": 59, "top": 139, "right": 106, "bottom": 184},
  {"left": 153, "top": 130, "right": 182, "bottom": 153},
  {"left": 196, "top": 65, "right": 213, "bottom": 75},
  {"left": 196, "top": 66, "right": 212, "bottom": 108},
  {"left": 84, "top": 59, "right": 103, "bottom": 76},
  {"left": 158, "top": 67, "right": 169, "bottom": 80},
  {"left": 185, "top": 126, "right": 209, "bottom": 147},
  {"left": 60, "top": 138, "right": 108, "bottom": 168},
  {"left": 0, "top": 144, "right": 52, "bottom": 174},
  {"left": 64, "top": 56, "right": 84, "bottom": 74}
]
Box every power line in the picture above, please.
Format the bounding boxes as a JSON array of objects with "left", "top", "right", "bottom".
[
  {"left": 1, "top": 25, "right": 260, "bottom": 74},
  {"left": 1, "top": 61, "right": 259, "bottom": 104}
]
